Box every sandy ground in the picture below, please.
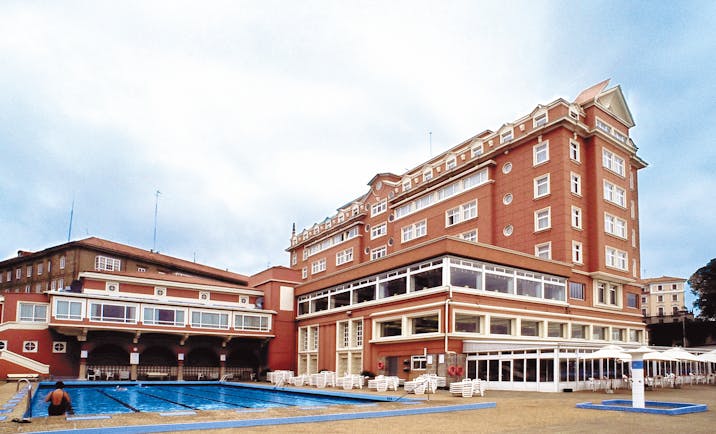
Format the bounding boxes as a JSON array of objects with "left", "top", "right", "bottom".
[{"left": 1, "top": 382, "right": 714, "bottom": 433}]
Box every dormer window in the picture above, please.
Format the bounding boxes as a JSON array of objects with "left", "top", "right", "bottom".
[
  {"left": 533, "top": 111, "right": 548, "bottom": 127},
  {"left": 402, "top": 178, "right": 412, "bottom": 192},
  {"left": 446, "top": 157, "right": 456, "bottom": 170},
  {"left": 423, "top": 169, "right": 433, "bottom": 182},
  {"left": 472, "top": 143, "right": 484, "bottom": 157},
  {"left": 500, "top": 129, "right": 513, "bottom": 144}
]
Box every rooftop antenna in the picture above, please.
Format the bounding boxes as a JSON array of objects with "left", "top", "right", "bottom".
[
  {"left": 153, "top": 190, "right": 161, "bottom": 252},
  {"left": 67, "top": 196, "right": 75, "bottom": 242},
  {"left": 428, "top": 131, "right": 432, "bottom": 157}
]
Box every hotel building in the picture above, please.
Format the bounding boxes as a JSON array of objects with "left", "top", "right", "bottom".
[
  {"left": 0, "top": 237, "right": 297, "bottom": 380},
  {"left": 287, "top": 80, "right": 649, "bottom": 391},
  {"left": 640, "top": 276, "right": 690, "bottom": 325}
]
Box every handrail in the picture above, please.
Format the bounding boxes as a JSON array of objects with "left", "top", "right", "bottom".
[{"left": 17, "top": 378, "right": 31, "bottom": 392}]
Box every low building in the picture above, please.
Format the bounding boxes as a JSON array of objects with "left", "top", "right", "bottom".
[{"left": 640, "top": 276, "right": 692, "bottom": 325}]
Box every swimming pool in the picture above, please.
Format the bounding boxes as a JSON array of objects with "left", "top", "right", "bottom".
[{"left": 27, "top": 382, "right": 393, "bottom": 417}]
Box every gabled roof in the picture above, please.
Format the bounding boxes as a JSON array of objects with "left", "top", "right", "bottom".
[
  {"left": 640, "top": 276, "right": 686, "bottom": 284},
  {"left": 575, "top": 79, "right": 635, "bottom": 127}
]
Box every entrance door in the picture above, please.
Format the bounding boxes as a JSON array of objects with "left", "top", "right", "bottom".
[{"left": 386, "top": 356, "right": 399, "bottom": 376}]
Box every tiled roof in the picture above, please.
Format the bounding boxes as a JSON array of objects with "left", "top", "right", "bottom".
[
  {"left": 81, "top": 270, "right": 249, "bottom": 289},
  {"left": 640, "top": 276, "right": 686, "bottom": 284},
  {"left": 574, "top": 79, "right": 610, "bottom": 105}
]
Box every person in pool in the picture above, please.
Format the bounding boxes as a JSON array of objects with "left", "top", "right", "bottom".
[{"left": 44, "top": 381, "right": 73, "bottom": 416}]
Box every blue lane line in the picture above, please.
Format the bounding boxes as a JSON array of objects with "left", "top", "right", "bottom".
[{"left": 28, "top": 402, "right": 496, "bottom": 434}]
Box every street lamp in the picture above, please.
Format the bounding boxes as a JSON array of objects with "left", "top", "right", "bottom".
[{"left": 680, "top": 308, "right": 689, "bottom": 347}]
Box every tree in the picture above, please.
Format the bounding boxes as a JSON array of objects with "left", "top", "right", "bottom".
[{"left": 689, "top": 258, "right": 716, "bottom": 319}]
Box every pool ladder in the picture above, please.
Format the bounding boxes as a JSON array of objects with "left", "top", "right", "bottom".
[{"left": 17, "top": 379, "right": 33, "bottom": 418}]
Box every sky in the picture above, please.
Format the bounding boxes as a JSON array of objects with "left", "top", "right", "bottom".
[{"left": 1, "top": 1, "right": 714, "bottom": 308}]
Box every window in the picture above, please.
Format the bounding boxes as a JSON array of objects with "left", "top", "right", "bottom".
[
  {"left": 604, "top": 180, "right": 626, "bottom": 207},
  {"left": 534, "top": 207, "right": 551, "bottom": 232},
  {"left": 548, "top": 322, "right": 566, "bottom": 338},
  {"left": 235, "top": 314, "right": 270, "bottom": 331},
  {"left": 461, "top": 230, "right": 477, "bottom": 242},
  {"left": 472, "top": 143, "right": 484, "bottom": 157},
  {"left": 291, "top": 252, "right": 297, "bottom": 266},
  {"left": 569, "top": 140, "right": 580, "bottom": 162},
  {"left": 533, "top": 141, "right": 549, "bottom": 165},
  {"left": 401, "top": 220, "right": 427, "bottom": 242},
  {"left": 55, "top": 299, "right": 83, "bottom": 320},
  {"left": 490, "top": 317, "right": 513, "bottom": 335},
  {"left": 190, "top": 311, "right": 229, "bottom": 329},
  {"left": 446, "top": 157, "right": 456, "bottom": 170},
  {"left": 502, "top": 162, "right": 513, "bottom": 174},
  {"left": 377, "top": 318, "right": 402, "bottom": 337},
  {"left": 410, "top": 314, "right": 439, "bottom": 334},
  {"left": 137, "top": 266, "right": 147, "bottom": 272},
  {"left": 602, "top": 148, "right": 625, "bottom": 176},
  {"left": 143, "top": 307, "right": 185, "bottom": 326},
  {"left": 15, "top": 268, "right": 21, "bottom": 279},
  {"left": 500, "top": 129, "right": 513, "bottom": 143},
  {"left": 534, "top": 174, "right": 550, "bottom": 198},
  {"left": 371, "top": 200, "right": 387, "bottom": 217},
  {"left": 605, "top": 247, "right": 628, "bottom": 270},
  {"left": 336, "top": 248, "right": 354, "bottom": 266},
  {"left": 503, "top": 193, "right": 513, "bottom": 205},
  {"left": 521, "top": 320, "right": 541, "bottom": 337},
  {"left": 37, "top": 263, "right": 43, "bottom": 275},
  {"left": 627, "top": 293, "right": 638, "bottom": 308},
  {"left": 311, "top": 258, "right": 327, "bottom": 275},
  {"left": 371, "top": 223, "right": 387, "bottom": 239},
  {"left": 371, "top": 246, "right": 387, "bottom": 260},
  {"left": 571, "top": 324, "right": 588, "bottom": 339},
  {"left": 594, "top": 326, "right": 609, "bottom": 340},
  {"left": 60, "top": 256, "right": 66, "bottom": 269},
  {"left": 26, "top": 266, "right": 32, "bottom": 277},
  {"left": 402, "top": 178, "right": 412, "bottom": 192},
  {"left": 423, "top": 169, "right": 433, "bottom": 182},
  {"left": 604, "top": 213, "right": 627, "bottom": 238},
  {"left": 0, "top": 340, "right": 6, "bottom": 350},
  {"left": 657, "top": 295, "right": 664, "bottom": 302},
  {"left": 52, "top": 342, "right": 67, "bottom": 353},
  {"left": 572, "top": 241, "right": 583, "bottom": 264},
  {"left": 445, "top": 200, "right": 477, "bottom": 227},
  {"left": 672, "top": 293, "right": 678, "bottom": 301},
  {"left": 455, "top": 313, "right": 481, "bottom": 333},
  {"left": 503, "top": 225, "right": 513, "bottom": 236},
  {"left": 535, "top": 243, "right": 551, "bottom": 259},
  {"left": 411, "top": 355, "right": 428, "bottom": 370},
  {"left": 569, "top": 282, "right": 585, "bottom": 300},
  {"left": 19, "top": 303, "right": 48, "bottom": 322},
  {"left": 533, "top": 111, "right": 548, "bottom": 127},
  {"left": 570, "top": 172, "right": 581, "bottom": 195},
  {"left": 570, "top": 206, "right": 582, "bottom": 229},
  {"left": 95, "top": 255, "right": 121, "bottom": 271},
  {"left": 301, "top": 267, "right": 308, "bottom": 279},
  {"left": 90, "top": 302, "right": 137, "bottom": 323},
  {"left": 23, "top": 341, "right": 38, "bottom": 353},
  {"left": 596, "top": 281, "right": 621, "bottom": 306}
]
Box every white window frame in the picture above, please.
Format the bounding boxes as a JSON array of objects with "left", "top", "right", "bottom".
[
  {"left": 471, "top": 143, "right": 484, "bottom": 157},
  {"left": 570, "top": 172, "right": 582, "bottom": 196},
  {"left": 445, "top": 200, "right": 477, "bottom": 227},
  {"left": 571, "top": 206, "right": 582, "bottom": 229},
  {"left": 533, "top": 111, "right": 548, "bottom": 128},
  {"left": 52, "top": 341, "right": 67, "bottom": 353},
  {"left": 602, "top": 148, "right": 626, "bottom": 177},
  {"left": 18, "top": 302, "right": 48, "bottom": 322},
  {"left": 371, "top": 200, "right": 387, "bottom": 217},
  {"left": 603, "top": 180, "right": 626, "bottom": 207},
  {"left": 311, "top": 258, "right": 327, "bottom": 275},
  {"left": 572, "top": 241, "right": 583, "bottom": 264},
  {"left": 401, "top": 220, "right": 427, "bottom": 243},
  {"left": 23, "top": 341, "right": 38, "bottom": 353},
  {"left": 336, "top": 248, "right": 354, "bottom": 266},
  {"left": 534, "top": 207, "right": 551, "bottom": 232},
  {"left": 604, "top": 212, "right": 628, "bottom": 239},
  {"left": 569, "top": 139, "right": 580, "bottom": 162},
  {"left": 423, "top": 169, "right": 433, "bottom": 182},
  {"left": 605, "top": 246, "right": 628, "bottom": 271},
  {"left": 500, "top": 129, "right": 514, "bottom": 144},
  {"left": 534, "top": 174, "right": 550, "bottom": 198},
  {"left": 595, "top": 281, "right": 622, "bottom": 307},
  {"left": 402, "top": 178, "right": 412, "bottom": 192},
  {"left": 54, "top": 298, "right": 84, "bottom": 321},
  {"left": 446, "top": 157, "right": 457, "bottom": 170},
  {"left": 371, "top": 223, "right": 387, "bottom": 240},
  {"left": 461, "top": 229, "right": 477, "bottom": 242},
  {"left": 371, "top": 246, "right": 387, "bottom": 260},
  {"left": 95, "top": 255, "right": 121, "bottom": 272},
  {"left": 535, "top": 242, "right": 551, "bottom": 259},
  {"left": 533, "top": 141, "right": 549, "bottom": 166},
  {"left": 302, "top": 267, "right": 308, "bottom": 279}
]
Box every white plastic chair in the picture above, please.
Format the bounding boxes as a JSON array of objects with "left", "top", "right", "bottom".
[
  {"left": 413, "top": 383, "right": 426, "bottom": 395},
  {"left": 461, "top": 379, "right": 473, "bottom": 398},
  {"left": 376, "top": 379, "right": 388, "bottom": 392},
  {"left": 342, "top": 375, "right": 353, "bottom": 390},
  {"left": 87, "top": 369, "right": 100, "bottom": 381}
]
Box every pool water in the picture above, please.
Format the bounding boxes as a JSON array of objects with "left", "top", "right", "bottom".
[{"left": 28, "top": 383, "right": 383, "bottom": 417}]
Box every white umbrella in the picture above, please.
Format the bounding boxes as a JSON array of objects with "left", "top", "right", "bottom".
[
  {"left": 583, "top": 345, "right": 630, "bottom": 360},
  {"left": 662, "top": 347, "right": 701, "bottom": 362},
  {"left": 697, "top": 352, "right": 716, "bottom": 363}
]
